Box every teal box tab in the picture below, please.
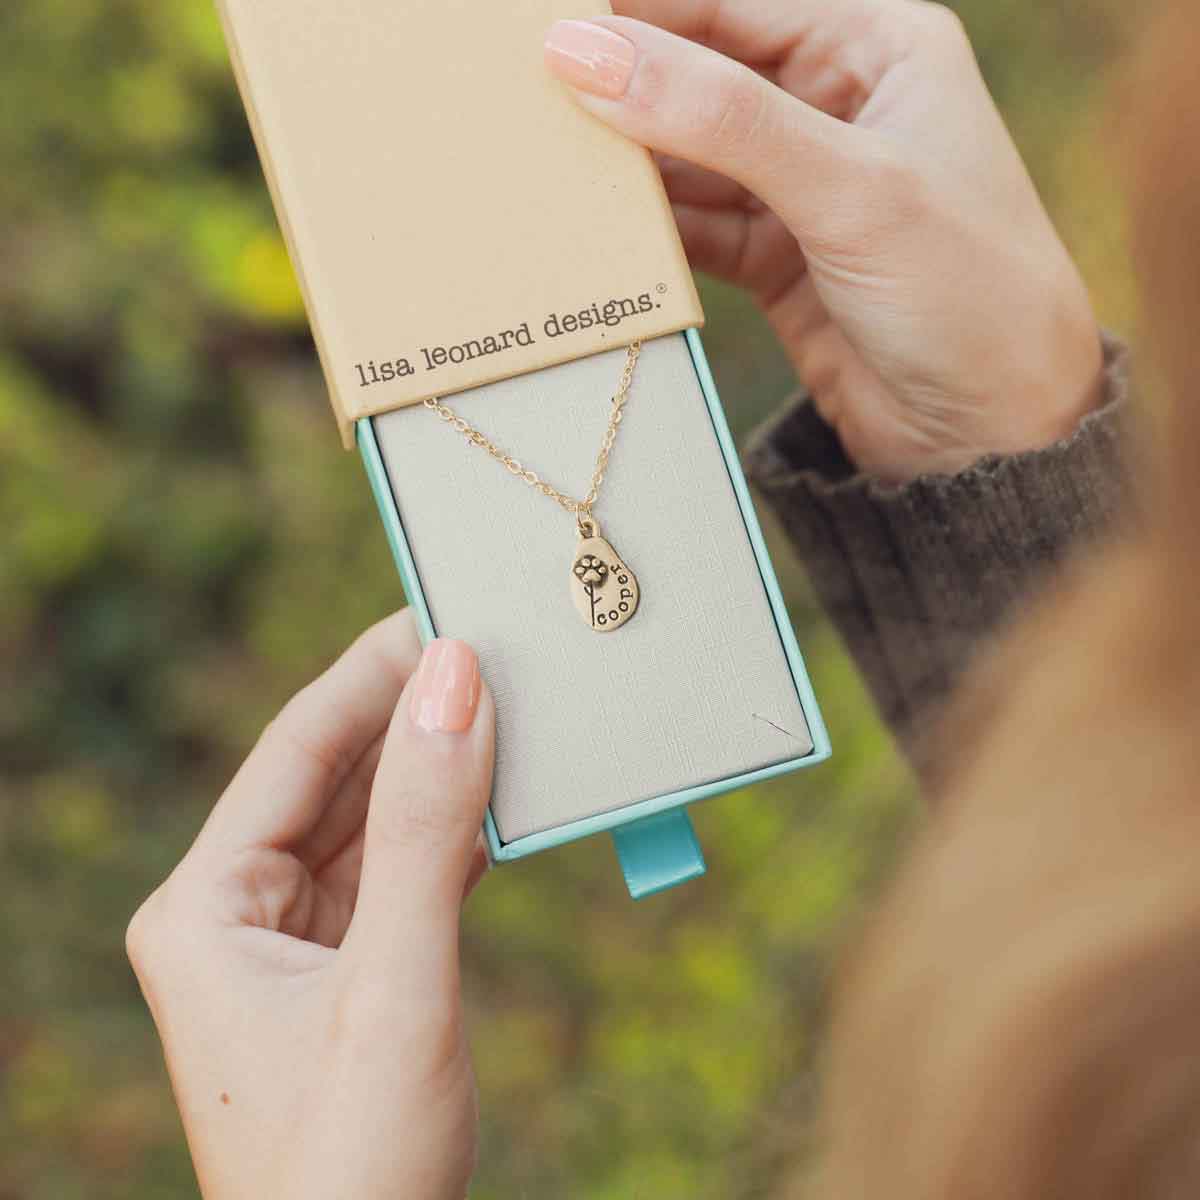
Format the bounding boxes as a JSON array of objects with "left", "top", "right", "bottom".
[{"left": 613, "top": 810, "right": 707, "bottom": 900}]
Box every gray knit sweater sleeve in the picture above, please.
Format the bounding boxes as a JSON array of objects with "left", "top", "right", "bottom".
[{"left": 743, "top": 337, "right": 1131, "bottom": 763}]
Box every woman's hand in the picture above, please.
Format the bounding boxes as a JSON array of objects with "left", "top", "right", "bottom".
[
  {"left": 126, "top": 611, "right": 493, "bottom": 1200},
  {"left": 545, "top": 0, "right": 1103, "bottom": 481}
]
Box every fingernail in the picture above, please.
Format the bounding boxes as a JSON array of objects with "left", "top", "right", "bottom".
[
  {"left": 544, "top": 20, "right": 636, "bottom": 99},
  {"left": 410, "top": 640, "right": 482, "bottom": 734}
]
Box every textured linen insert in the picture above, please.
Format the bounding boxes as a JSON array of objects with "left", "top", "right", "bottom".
[{"left": 373, "top": 333, "right": 813, "bottom": 842}]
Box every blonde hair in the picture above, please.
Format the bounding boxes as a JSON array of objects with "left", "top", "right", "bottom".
[{"left": 814, "top": 6, "right": 1200, "bottom": 1197}]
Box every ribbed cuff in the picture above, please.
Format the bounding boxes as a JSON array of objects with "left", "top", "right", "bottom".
[{"left": 744, "top": 335, "right": 1132, "bottom": 760}]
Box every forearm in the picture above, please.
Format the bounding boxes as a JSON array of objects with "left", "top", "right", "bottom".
[{"left": 745, "top": 335, "right": 1132, "bottom": 774}]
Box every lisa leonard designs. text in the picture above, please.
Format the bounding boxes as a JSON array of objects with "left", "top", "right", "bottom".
[{"left": 353, "top": 292, "right": 658, "bottom": 389}]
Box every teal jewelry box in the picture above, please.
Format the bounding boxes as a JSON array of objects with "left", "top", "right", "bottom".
[{"left": 360, "top": 328, "right": 830, "bottom": 900}]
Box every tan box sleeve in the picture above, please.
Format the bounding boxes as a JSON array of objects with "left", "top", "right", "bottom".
[{"left": 213, "top": 0, "right": 704, "bottom": 447}]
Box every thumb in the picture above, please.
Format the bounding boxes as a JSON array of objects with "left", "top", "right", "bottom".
[
  {"left": 343, "top": 639, "right": 494, "bottom": 976},
  {"left": 543, "top": 16, "right": 877, "bottom": 240}
]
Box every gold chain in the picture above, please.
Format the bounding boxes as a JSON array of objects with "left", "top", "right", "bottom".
[{"left": 423, "top": 341, "right": 641, "bottom": 533}]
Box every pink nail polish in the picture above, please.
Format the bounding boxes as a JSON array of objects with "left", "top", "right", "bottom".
[
  {"left": 544, "top": 20, "right": 637, "bottom": 99},
  {"left": 410, "top": 640, "right": 482, "bottom": 734}
]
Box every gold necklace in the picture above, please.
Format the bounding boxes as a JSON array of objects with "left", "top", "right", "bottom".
[{"left": 423, "top": 341, "right": 642, "bottom": 633}]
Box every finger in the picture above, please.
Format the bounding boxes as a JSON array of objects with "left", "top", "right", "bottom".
[
  {"left": 658, "top": 155, "right": 759, "bottom": 210},
  {"left": 767, "top": 4, "right": 918, "bottom": 120},
  {"left": 611, "top": 0, "right": 919, "bottom": 85},
  {"left": 610, "top": 0, "right": 862, "bottom": 65},
  {"left": 293, "top": 729, "right": 385, "bottom": 874},
  {"left": 306, "top": 825, "right": 365, "bottom": 949},
  {"left": 673, "top": 202, "right": 805, "bottom": 302},
  {"left": 344, "top": 639, "right": 495, "bottom": 976},
  {"left": 796, "top": 324, "right": 922, "bottom": 480},
  {"left": 463, "top": 836, "right": 491, "bottom": 902},
  {"left": 543, "top": 16, "right": 881, "bottom": 243},
  {"left": 266, "top": 735, "right": 383, "bottom": 948},
  {"left": 795, "top": 318, "right": 856, "bottom": 402},
  {"left": 201, "top": 609, "right": 422, "bottom": 853},
  {"left": 762, "top": 272, "right": 830, "bottom": 351},
  {"left": 322, "top": 833, "right": 492, "bottom": 948},
  {"left": 612, "top": 0, "right": 787, "bottom": 60}
]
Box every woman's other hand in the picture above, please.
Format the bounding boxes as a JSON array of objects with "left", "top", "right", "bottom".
[
  {"left": 126, "top": 611, "right": 493, "bottom": 1200},
  {"left": 545, "top": 0, "right": 1103, "bottom": 481}
]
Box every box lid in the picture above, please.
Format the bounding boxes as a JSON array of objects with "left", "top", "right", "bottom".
[{"left": 213, "top": 0, "right": 704, "bottom": 446}]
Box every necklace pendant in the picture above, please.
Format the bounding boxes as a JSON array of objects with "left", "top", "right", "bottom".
[{"left": 570, "top": 523, "right": 640, "bottom": 633}]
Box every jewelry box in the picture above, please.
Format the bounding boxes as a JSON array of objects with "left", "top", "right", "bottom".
[{"left": 213, "top": 0, "right": 830, "bottom": 898}]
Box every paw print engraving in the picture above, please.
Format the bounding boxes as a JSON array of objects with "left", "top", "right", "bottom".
[{"left": 573, "top": 554, "right": 609, "bottom": 588}]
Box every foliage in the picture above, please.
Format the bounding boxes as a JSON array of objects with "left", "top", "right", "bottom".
[{"left": 0, "top": 1, "right": 1133, "bottom": 1196}]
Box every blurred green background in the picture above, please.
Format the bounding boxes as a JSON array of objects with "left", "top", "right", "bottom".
[{"left": 0, "top": 2, "right": 1137, "bottom": 1196}]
